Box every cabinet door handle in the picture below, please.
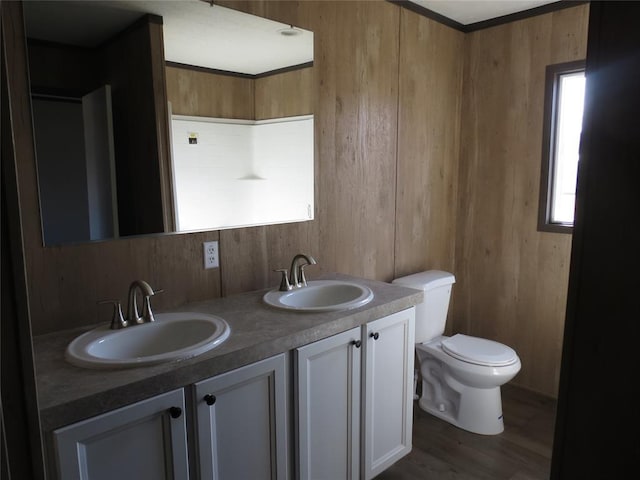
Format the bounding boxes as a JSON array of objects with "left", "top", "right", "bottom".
[
  {"left": 204, "top": 394, "right": 216, "bottom": 406},
  {"left": 370, "top": 332, "right": 380, "bottom": 340},
  {"left": 169, "top": 406, "right": 182, "bottom": 419},
  {"left": 351, "top": 340, "right": 362, "bottom": 348}
]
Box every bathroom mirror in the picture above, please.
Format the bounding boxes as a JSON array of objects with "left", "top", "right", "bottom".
[{"left": 23, "top": 0, "right": 314, "bottom": 245}]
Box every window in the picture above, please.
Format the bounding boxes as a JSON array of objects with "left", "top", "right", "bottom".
[{"left": 538, "top": 60, "right": 586, "bottom": 233}]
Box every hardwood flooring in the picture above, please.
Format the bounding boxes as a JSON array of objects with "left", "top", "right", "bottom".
[{"left": 377, "top": 385, "right": 556, "bottom": 480}]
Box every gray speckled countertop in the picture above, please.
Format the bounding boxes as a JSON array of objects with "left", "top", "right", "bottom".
[{"left": 34, "top": 274, "right": 422, "bottom": 432}]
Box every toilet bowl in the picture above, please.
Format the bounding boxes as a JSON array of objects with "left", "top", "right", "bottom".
[
  {"left": 392, "top": 271, "right": 521, "bottom": 435},
  {"left": 416, "top": 334, "right": 520, "bottom": 435}
]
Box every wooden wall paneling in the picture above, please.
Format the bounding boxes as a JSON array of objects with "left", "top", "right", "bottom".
[
  {"left": 165, "top": 66, "right": 254, "bottom": 119},
  {"left": 148, "top": 19, "right": 175, "bottom": 235},
  {"left": 12, "top": 4, "right": 223, "bottom": 335},
  {"left": 174, "top": 0, "right": 450, "bottom": 296},
  {"left": 548, "top": 5, "right": 590, "bottom": 64},
  {"left": 223, "top": 0, "right": 402, "bottom": 288},
  {"left": 14, "top": 0, "right": 591, "bottom": 397},
  {"left": 220, "top": 61, "right": 317, "bottom": 294},
  {"left": 29, "top": 230, "right": 222, "bottom": 335},
  {"left": 454, "top": 4, "right": 589, "bottom": 397},
  {"left": 304, "top": 1, "right": 337, "bottom": 282},
  {"left": 174, "top": 0, "right": 402, "bottom": 294},
  {"left": 219, "top": 222, "right": 321, "bottom": 296},
  {"left": 217, "top": 0, "right": 404, "bottom": 293},
  {"left": 394, "top": 8, "right": 464, "bottom": 281},
  {"left": 219, "top": 227, "right": 269, "bottom": 296},
  {"left": 254, "top": 67, "right": 313, "bottom": 120},
  {"left": 496, "top": 17, "right": 549, "bottom": 391},
  {"left": 318, "top": 0, "right": 400, "bottom": 281},
  {"left": 26, "top": 41, "right": 102, "bottom": 94},
  {"left": 218, "top": 1, "right": 326, "bottom": 295},
  {"left": 1, "top": 2, "right": 46, "bottom": 476},
  {"left": 455, "top": 25, "right": 510, "bottom": 339},
  {"left": 103, "top": 17, "right": 166, "bottom": 236},
  {"left": 4, "top": 20, "right": 221, "bottom": 337},
  {"left": 532, "top": 234, "right": 572, "bottom": 392}
]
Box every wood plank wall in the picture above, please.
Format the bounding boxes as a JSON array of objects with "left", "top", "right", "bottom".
[
  {"left": 165, "top": 62, "right": 314, "bottom": 295},
  {"left": 216, "top": 0, "right": 407, "bottom": 295},
  {"left": 454, "top": 4, "right": 589, "bottom": 397},
  {"left": 165, "top": 67, "right": 254, "bottom": 119},
  {"left": 23, "top": 0, "right": 463, "bottom": 335},
  {"left": 103, "top": 17, "right": 169, "bottom": 236},
  {"left": 394, "top": 8, "right": 463, "bottom": 282},
  {"left": 255, "top": 67, "right": 313, "bottom": 120},
  {"left": 15, "top": 0, "right": 589, "bottom": 398},
  {"left": 18, "top": 19, "right": 222, "bottom": 335}
]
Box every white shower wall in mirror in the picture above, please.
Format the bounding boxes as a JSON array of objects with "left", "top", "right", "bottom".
[{"left": 170, "top": 115, "right": 314, "bottom": 231}]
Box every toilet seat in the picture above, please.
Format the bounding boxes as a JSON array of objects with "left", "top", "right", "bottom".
[{"left": 441, "top": 334, "right": 518, "bottom": 367}]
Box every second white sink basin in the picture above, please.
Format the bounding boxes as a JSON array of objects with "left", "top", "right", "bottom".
[
  {"left": 66, "top": 312, "right": 230, "bottom": 369},
  {"left": 263, "top": 280, "right": 374, "bottom": 312}
]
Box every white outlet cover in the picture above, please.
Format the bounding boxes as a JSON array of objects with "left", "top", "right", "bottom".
[{"left": 203, "top": 241, "right": 219, "bottom": 269}]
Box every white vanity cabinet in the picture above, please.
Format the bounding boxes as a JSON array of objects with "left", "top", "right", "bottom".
[
  {"left": 295, "top": 326, "right": 363, "bottom": 479},
  {"left": 362, "top": 308, "right": 415, "bottom": 479},
  {"left": 52, "top": 388, "right": 189, "bottom": 480},
  {"left": 295, "top": 308, "right": 415, "bottom": 480},
  {"left": 193, "top": 353, "right": 289, "bottom": 480},
  {"left": 49, "top": 307, "right": 415, "bottom": 480}
]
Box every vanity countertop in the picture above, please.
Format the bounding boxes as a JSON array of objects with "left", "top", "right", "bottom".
[{"left": 33, "top": 273, "right": 422, "bottom": 432}]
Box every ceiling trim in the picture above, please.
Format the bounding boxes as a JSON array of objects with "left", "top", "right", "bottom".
[
  {"left": 389, "top": 1, "right": 466, "bottom": 30},
  {"left": 464, "top": 0, "right": 589, "bottom": 32},
  {"left": 166, "top": 60, "right": 314, "bottom": 80},
  {"left": 389, "top": 0, "right": 590, "bottom": 33}
]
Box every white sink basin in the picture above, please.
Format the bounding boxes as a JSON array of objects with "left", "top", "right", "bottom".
[
  {"left": 65, "top": 312, "right": 230, "bottom": 369},
  {"left": 263, "top": 280, "right": 374, "bottom": 312}
]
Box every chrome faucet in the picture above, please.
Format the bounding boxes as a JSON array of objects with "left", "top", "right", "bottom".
[
  {"left": 127, "top": 280, "right": 159, "bottom": 325},
  {"left": 99, "top": 299, "right": 128, "bottom": 330},
  {"left": 98, "top": 280, "right": 162, "bottom": 329},
  {"left": 274, "top": 268, "right": 292, "bottom": 291},
  {"left": 289, "top": 254, "right": 317, "bottom": 288}
]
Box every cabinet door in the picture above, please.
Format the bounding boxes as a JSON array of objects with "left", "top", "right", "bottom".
[
  {"left": 362, "top": 308, "right": 415, "bottom": 479},
  {"left": 53, "top": 388, "right": 188, "bottom": 480},
  {"left": 295, "top": 327, "right": 362, "bottom": 480},
  {"left": 194, "top": 354, "right": 288, "bottom": 480}
]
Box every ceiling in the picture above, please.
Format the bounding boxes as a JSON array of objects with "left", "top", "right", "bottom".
[
  {"left": 23, "top": 0, "right": 313, "bottom": 76},
  {"left": 23, "top": 1, "right": 563, "bottom": 74},
  {"left": 409, "top": 0, "right": 560, "bottom": 25}
]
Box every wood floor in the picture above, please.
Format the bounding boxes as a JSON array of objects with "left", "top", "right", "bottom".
[{"left": 377, "top": 385, "right": 557, "bottom": 480}]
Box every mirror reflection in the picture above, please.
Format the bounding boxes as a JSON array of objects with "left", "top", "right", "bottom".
[
  {"left": 171, "top": 114, "right": 314, "bottom": 232},
  {"left": 24, "top": 0, "right": 314, "bottom": 246}
]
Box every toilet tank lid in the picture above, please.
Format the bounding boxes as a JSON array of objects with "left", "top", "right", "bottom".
[{"left": 392, "top": 270, "right": 455, "bottom": 291}]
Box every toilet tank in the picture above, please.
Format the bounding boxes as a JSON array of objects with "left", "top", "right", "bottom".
[{"left": 392, "top": 270, "right": 455, "bottom": 343}]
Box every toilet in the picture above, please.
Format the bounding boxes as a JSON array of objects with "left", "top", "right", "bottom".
[{"left": 393, "top": 270, "right": 521, "bottom": 435}]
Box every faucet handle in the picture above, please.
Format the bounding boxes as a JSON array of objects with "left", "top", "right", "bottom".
[
  {"left": 141, "top": 295, "right": 155, "bottom": 323},
  {"left": 274, "top": 269, "right": 292, "bottom": 292},
  {"left": 299, "top": 264, "right": 312, "bottom": 287},
  {"left": 298, "top": 255, "right": 317, "bottom": 287},
  {"left": 98, "top": 299, "right": 128, "bottom": 329},
  {"left": 142, "top": 287, "right": 163, "bottom": 323}
]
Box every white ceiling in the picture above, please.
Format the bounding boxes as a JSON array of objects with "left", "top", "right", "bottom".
[
  {"left": 409, "top": 0, "right": 559, "bottom": 25},
  {"left": 23, "top": 1, "right": 561, "bottom": 74},
  {"left": 23, "top": 0, "right": 313, "bottom": 75}
]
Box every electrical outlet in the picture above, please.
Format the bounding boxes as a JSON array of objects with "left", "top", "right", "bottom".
[{"left": 203, "top": 241, "right": 219, "bottom": 269}]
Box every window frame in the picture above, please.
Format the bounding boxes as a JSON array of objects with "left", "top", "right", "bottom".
[{"left": 538, "top": 59, "right": 586, "bottom": 234}]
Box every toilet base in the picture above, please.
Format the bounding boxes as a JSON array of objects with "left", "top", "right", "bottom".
[
  {"left": 416, "top": 335, "right": 520, "bottom": 436},
  {"left": 418, "top": 383, "right": 505, "bottom": 435}
]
